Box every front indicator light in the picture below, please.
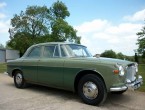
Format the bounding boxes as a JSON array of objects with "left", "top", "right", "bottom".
[{"left": 113, "top": 70, "right": 119, "bottom": 74}]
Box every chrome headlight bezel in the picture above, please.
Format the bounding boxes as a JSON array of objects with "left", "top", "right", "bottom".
[{"left": 115, "top": 63, "right": 125, "bottom": 76}]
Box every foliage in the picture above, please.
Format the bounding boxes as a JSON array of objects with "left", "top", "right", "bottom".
[
  {"left": 49, "top": 0, "right": 70, "bottom": 19},
  {"left": 100, "top": 50, "right": 135, "bottom": 62},
  {"left": 100, "top": 50, "right": 117, "bottom": 58},
  {"left": 7, "top": 32, "right": 33, "bottom": 55},
  {"left": 117, "top": 52, "right": 125, "bottom": 60},
  {"left": 7, "top": 1, "right": 80, "bottom": 55},
  {"left": 138, "top": 56, "right": 145, "bottom": 64},
  {"left": 137, "top": 23, "right": 145, "bottom": 58},
  {"left": 138, "top": 64, "right": 145, "bottom": 92},
  {"left": 49, "top": 1, "right": 80, "bottom": 43},
  {"left": 10, "top": 6, "right": 50, "bottom": 38}
]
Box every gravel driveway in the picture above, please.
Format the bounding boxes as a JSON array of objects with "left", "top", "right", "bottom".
[{"left": 0, "top": 73, "right": 145, "bottom": 110}]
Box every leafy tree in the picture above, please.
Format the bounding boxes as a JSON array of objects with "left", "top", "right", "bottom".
[
  {"left": 50, "top": 1, "right": 80, "bottom": 43},
  {"left": 50, "top": 0, "right": 70, "bottom": 19},
  {"left": 117, "top": 52, "right": 124, "bottom": 60},
  {"left": 7, "top": 1, "right": 81, "bottom": 55},
  {"left": 10, "top": 6, "right": 50, "bottom": 38},
  {"left": 100, "top": 50, "right": 117, "bottom": 58},
  {"left": 7, "top": 32, "right": 33, "bottom": 56},
  {"left": 50, "top": 18, "right": 80, "bottom": 42},
  {"left": 137, "top": 22, "right": 145, "bottom": 58}
]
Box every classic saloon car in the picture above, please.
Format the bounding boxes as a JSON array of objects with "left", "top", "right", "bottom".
[{"left": 7, "top": 42, "right": 143, "bottom": 105}]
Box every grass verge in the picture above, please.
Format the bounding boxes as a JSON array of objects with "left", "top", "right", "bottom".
[
  {"left": 138, "top": 64, "right": 145, "bottom": 92},
  {"left": 0, "top": 63, "right": 6, "bottom": 73}
]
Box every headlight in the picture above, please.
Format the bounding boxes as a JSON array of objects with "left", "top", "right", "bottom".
[
  {"left": 118, "top": 65, "right": 125, "bottom": 76},
  {"left": 114, "top": 63, "right": 125, "bottom": 76}
]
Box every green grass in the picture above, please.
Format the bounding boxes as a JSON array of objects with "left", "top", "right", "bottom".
[
  {"left": 0, "top": 63, "right": 6, "bottom": 73},
  {"left": 138, "top": 64, "right": 145, "bottom": 92}
]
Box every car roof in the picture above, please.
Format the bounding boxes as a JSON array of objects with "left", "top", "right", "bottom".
[{"left": 32, "top": 42, "right": 84, "bottom": 47}]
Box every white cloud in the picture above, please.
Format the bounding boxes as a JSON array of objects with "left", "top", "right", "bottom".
[
  {"left": 0, "top": 20, "right": 10, "bottom": 33},
  {"left": 123, "top": 9, "right": 145, "bottom": 21},
  {"left": 0, "top": 19, "right": 10, "bottom": 45},
  {"left": 75, "top": 19, "right": 143, "bottom": 56},
  {"left": 75, "top": 19, "right": 109, "bottom": 33},
  {"left": 0, "top": 2, "right": 6, "bottom": 8},
  {"left": 0, "top": 2, "right": 10, "bottom": 45}
]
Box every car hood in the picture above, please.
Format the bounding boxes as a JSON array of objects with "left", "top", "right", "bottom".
[
  {"left": 98, "top": 57, "right": 134, "bottom": 66},
  {"left": 71, "top": 57, "right": 134, "bottom": 66}
]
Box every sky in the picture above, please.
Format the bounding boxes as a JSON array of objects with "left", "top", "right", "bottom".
[{"left": 0, "top": 0, "right": 145, "bottom": 56}]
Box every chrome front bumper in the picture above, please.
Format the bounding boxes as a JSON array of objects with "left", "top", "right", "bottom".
[
  {"left": 126, "top": 75, "right": 143, "bottom": 90},
  {"left": 110, "top": 86, "right": 127, "bottom": 92},
  {"left": 110, "top": 75, "right": 143, "bottom": 92}
]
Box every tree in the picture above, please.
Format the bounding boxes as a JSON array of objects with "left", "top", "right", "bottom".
[
  {"left": 100, "top": 50, "right": 117, "bottom": 58},
  {"left": 117, "top": 52, "right": 124, "bottom": 60},
  {"left": 50, "top": 0, "right": 70, "bottom": 19},
  {"left": 7, "top": 32, "right": 33, "bottom": 56},
  {"left": 50, "top": 1, "right": 80, "bottom": 43},
  {"left": 137, "top": 22, "right": 145, "bottom": 58},
  {"left": 10, "top": 5, "right": 50, "bottom": 38},
  {"left": 50, "top": 18, "right": 80, "bottom": 43},
  {"left": 7, "top": 1, "right": 81, "bottom": 55}
]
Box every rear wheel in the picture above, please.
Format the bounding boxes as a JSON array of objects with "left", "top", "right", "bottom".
[
  {"left": 14, "top": 71, "right": 27, "bottom": 88},
  {"left": 78, "top": 74, "right": 107, "bottom": 105}
]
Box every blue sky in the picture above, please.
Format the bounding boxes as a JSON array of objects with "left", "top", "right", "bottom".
[{"left": 0, "top": 0, "right": 145, "bottom": 55}]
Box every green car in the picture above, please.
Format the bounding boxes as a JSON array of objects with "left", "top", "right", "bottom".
[{"left": 7, "top": 42, "right": 143, "bottom": 105}]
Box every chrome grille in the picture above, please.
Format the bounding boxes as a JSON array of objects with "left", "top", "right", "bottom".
[{"left": 126, "top": 65, "right": 136, "bottom": 82}]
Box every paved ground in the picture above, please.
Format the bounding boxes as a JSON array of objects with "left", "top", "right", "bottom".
[{"left": 0, "top": 73, "right": 145, "bottom": 110}]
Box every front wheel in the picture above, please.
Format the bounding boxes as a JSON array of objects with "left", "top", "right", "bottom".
[
  {"left": 78, "top": 74, "right": 107, "bottom": 105},
  {"left": 14, "top": 71, "right": 27, "bottom": 88}
]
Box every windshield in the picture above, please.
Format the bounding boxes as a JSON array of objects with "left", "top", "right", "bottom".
[{"left": 63, "top": 44, "right": 92, "bottom": 57}]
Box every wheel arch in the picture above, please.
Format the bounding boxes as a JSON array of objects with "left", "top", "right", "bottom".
[
  {"left": 12, "top": 68, "right": 23, "bottom": 77},
  {"left": 74, "top": 70, "right": 106, "bottom": 92}
]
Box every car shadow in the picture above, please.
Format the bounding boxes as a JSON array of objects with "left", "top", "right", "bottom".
[
  {"left": 6, "top": 82, "right": 133, "bottom": 106},
  {"left": 26, "top": 84, "right": 133, "bottom": 106}
]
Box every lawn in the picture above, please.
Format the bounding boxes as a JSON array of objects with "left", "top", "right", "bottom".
[
  {"left": 0, "top": 63, "right": 6, "bottom": 73},
  {"left": 0, "top": 63, "right": 144, "bottom": 92},
  {"left": 138, "top": 64, "right": 145, "bottom": 92}
]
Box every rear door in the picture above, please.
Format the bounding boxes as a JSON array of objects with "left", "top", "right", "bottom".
[{"left": 22, "top": 46, "right": 42, "bottom": 82}]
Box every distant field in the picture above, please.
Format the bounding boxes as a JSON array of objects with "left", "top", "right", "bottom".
[
  {"left": 0, "top": 63, "right": 6, "bottom": 73},
  {"left": 0, "top": 63, "right": 145, "bottom": 92}
]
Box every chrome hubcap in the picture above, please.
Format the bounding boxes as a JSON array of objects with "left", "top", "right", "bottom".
[
  {"left": 16, "top": 73, "right": 22, "bottom": 85},
  {"left": 83, "top": 81, "right": 98, "bottom": 99}
]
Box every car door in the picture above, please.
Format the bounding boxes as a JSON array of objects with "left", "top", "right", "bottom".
[
  {"left": 22, "top": 46, "right": 41, "bottom": 82},
  {"left": 37, "top": 44, "right": 64, "bottom": 88}
]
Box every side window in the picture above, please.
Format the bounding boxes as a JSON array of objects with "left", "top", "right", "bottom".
[
  {"left": 54, "top": 45, "right": 59, "bottom": 57},
  {"left": 27, "top": 47, "right": 41, "bottom": 58},
  {"left": 60, "top": 45, "right": 67, "bottom": 57},
  {"left": 44, "top": 45, "right": 59, "bottom": 58}
]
